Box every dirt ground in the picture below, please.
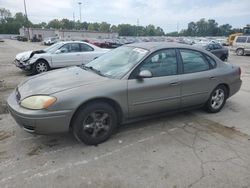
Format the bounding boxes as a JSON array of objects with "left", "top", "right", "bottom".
[{"left": 0, "top": 40, "right": 250, "bottom": 188}]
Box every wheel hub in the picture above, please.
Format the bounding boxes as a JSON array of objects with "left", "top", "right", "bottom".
[{"left": 82, "top": 111, "right": 110, "bottom": 138}]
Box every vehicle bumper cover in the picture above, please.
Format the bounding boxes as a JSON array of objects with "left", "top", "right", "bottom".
[
  {"left": 14, "top": 59, "right": 32, "bottom": 71},
  {"left": 7, "top": 91, "right": 73, "bottom": 134},
  {"left": 229, "top": 79, "right": 242, "bottom": 98}
]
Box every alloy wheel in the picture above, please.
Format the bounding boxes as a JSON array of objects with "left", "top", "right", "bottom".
[
  {"left": 36, "top": 62, "right": 48, "bottom": 73},
  {"left": 211, "top": 88, "right": 225, "bottom": 110},
  {"left": 82, "top": 111, "right": 111, "bottom": 138}
]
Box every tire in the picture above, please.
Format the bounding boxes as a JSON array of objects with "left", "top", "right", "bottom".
[
  {"left": 236, "top": 48, "right": 244, "bottom": 56},
  {"left": 205, "top": 85, "right": 227, "bottom": 113},
  {"left": 72, "top": 102, "right": 118, "bottom": 145},
  {"left": 32, "top": 60, "right": 50, "bottom": 74}
]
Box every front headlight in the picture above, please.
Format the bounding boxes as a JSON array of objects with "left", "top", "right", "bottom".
[{"left": 20, "top": 96, "right": 56, "bottom": 110}]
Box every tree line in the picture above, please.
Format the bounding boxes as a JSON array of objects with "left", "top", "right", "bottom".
[{"left": 0, "top": 8, "right": 243, "bottom": 36}]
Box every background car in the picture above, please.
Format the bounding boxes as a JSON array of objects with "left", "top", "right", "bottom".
[
  {"left": 231, "top": 35, "right": 250, "bottom": 56},
  {"left": 43, "top": 37, "right": 59, "bottom": 45},
  {"left": 14, "top": 41, "right": 110, "bottom": 74},
  {"left": 194, "top": 42, "right": 229, "bottom": 61},
  {"left": 8, "top": 43, "right": 242, "bottom": 145}
]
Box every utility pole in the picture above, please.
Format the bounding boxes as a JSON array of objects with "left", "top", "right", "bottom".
[
  {"left": 23, "top": 0, "right": 30, "bottom": 40},
  {"left": 78, "top": 2, "right": 82, "bottom": 22}
]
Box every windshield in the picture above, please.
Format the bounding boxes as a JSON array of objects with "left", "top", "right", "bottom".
[
  {"left": 86, "top": 46, "right": 149, "bottom": 79},
  {"left": 43, "top": 42, "right": 63, "bottom": 53}
]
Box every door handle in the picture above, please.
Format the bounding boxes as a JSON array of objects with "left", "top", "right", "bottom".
[
  {"left": 76, "top": 54, "right": 80, "bottom": 56},
  {"left": 209, "top": 76, "right": 216, "bottom": 80},
  {"left": 170, "top": 82, "right": 180, "bottom": 86}
]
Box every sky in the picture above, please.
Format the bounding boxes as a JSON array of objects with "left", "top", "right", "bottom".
[{"left": 1, "top": 0, "right": 250, "bottom": 32}]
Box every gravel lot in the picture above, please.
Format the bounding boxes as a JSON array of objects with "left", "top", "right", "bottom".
[{"left": 0, "top": 39, "right": 250, "bottom": 188}]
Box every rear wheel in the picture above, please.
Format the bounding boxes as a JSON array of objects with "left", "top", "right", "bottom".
[
  {"left": 72, "top": 102, "right": 118, "bottom": 145},
  {"left": 205, "top": 85, "right": 227, "bottom": 113},
  {"left": 236, "top": 48, "right": 244, "bottom": 56},
  {"left": 32, "top": 60, "right": 50, "bottom": 74}
]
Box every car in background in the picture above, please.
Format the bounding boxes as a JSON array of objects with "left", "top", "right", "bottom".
[
  {"left": 231, "top": 36, "right": 250, "bottom": 56},
  {"left": 14, "top": 41, "right": 109, "bottom": 74},
  {"left": 194, "top": 43, "right": 228, "bottom": 61},
  {"left": 43, "top": 37, "right": 59, "bottom": 45},
  {"left": 17, "top": 36, "right": 28, "bottom": 42},
  {"left": 8, "top": 42, "right": 242, "bottom": 145}
]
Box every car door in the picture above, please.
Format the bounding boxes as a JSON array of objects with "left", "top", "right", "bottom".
[
  {"left": 51, "top": 43, "right": 82, "bottom": 67},
  {"left": 246, "top": 37, "right": 250, "bottom": 53},
  {"left": 79, "top": 43, "right": 99, "bottom": 64},
  {"left": 178, "top": 49, "right": 217, "bottom": 108},
  {"left": 127, "top": 49, "right": 181, "bottom": 118}
]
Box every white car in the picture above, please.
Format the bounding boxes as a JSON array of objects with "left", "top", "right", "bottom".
[
  {"left": 43, "top": 37, "right": 59, "bottom": 45},
  {"left": 14, "top": 41, "right": 110, "bottom": 74}
]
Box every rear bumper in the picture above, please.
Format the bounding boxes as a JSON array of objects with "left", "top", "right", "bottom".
[
  {"left": 229, "top": 79, "right": 242, "bottom": 98},
  {"left": 7, "top": 91, "right": 73, "bottom": 134}
]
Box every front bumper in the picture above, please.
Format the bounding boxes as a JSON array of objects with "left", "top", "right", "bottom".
[
  {"left": 14, "top": 59, "right": 32, "bottom": 71},
  {"left": 7, "top": 91, "right": 73, "bottom": 134}
]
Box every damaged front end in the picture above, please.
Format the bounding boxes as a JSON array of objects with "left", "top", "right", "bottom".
[{"left": 14, "top": 50, "right": 46, "bottom": 71}]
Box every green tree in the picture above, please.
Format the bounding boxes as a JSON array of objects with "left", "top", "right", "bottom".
[
  {"left": 99, "top": 22, "right": 111, "bottom": 32},
  {"left": 47, "top": 19, "right": 62, "bottom": 29},
  {"left": 0, "top": 8, "right": 11, "bottom": 19}
]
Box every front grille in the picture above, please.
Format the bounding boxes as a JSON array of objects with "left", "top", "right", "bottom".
[{"left": 15, "top": 88, "right": 21, "bottom": 102}]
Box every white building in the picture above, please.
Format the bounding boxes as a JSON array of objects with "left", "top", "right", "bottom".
[{"left": 19, "top": 27, "right": 119, "bottom": 40}]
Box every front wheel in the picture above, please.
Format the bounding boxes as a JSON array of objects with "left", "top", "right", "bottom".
[
  {"left": 72, "top": 102, "right": 118, "bottom": 145},
  {"left": 205, "top": 85, "right": 227, "bottom": 113},
  {"left": 32, "top": 60, "right": 50, "bottom": 74}
]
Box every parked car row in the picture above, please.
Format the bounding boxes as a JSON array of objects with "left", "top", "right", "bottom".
[{"left": 9, "top": 42, "right": 242, "bottom": 145}]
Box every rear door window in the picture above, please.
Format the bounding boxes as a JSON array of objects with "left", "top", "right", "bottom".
[
  {"left": 180, "top": 49, "right": 210, "bottom": 74},
  {"left": 80, "top": 43, "right": 94, "bottom": 52},
  {"left": 236, "top": 37, "right": 247, "bottom": 43},
  {"left": 213, "top": 44, "right": 222, "bottom": 49}
]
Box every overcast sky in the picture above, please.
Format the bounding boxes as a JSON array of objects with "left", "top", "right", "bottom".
[{"left": 1, "top": 0, "right": 250, "bottom": 32}]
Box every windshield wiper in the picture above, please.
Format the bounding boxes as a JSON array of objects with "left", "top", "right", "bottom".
[{"left": 81, "top": 65, "right": 105, "bottom": 77}]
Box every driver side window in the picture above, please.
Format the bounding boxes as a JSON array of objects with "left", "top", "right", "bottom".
[
  {"left": 59, "top": 43, "right": 80, "bottom": 53},
  {"left": 139, "top": 49, "right": 178, "bottom": 77}
]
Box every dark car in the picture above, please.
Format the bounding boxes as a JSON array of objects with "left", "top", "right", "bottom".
[
  {"left": 204, "top": 43, "right": 228, "bottom": 61},
  {"left": 17, "top": 36, "right": 28, "bottom": 42}
]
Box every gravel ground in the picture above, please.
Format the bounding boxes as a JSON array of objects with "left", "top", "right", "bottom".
[{"left": 0, "top": 40, "right": 250, "bottom": 188}]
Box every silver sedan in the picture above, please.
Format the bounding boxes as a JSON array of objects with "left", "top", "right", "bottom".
[{"left": 8, "top": 42, "right": 242, "bottom": 145}]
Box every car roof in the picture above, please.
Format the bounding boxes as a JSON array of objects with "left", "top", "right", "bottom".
[{"left": 125, "top": 42, "right": 209, "bottom": 53}]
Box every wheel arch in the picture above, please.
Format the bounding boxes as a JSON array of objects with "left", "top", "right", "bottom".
[
  {"left": 35, "top": 58, "right": 51, "bottom": 68},
  {"left": 69, "top": 97, "right": 123, "bottom": 131},
  {"left": 216, "top": 83, "right": 230, "bottom": 98}
]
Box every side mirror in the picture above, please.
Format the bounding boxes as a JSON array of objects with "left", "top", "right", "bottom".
[
  {"left": 137, "top": 70, "right": 152, "bottom": 79},
  {"left": 56, "top": 48, "right": 67, "bottom": 54}
]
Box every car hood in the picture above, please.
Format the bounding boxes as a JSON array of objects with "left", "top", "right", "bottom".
[
  {"left": 16, "top": 50, "right": 46, "bottom": 61},
  {"left": 18, "top": 66, "right": 108, "bottom": 100},
  {"left": 16, "top": 51, "right": 33, "bottom": 61}
]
